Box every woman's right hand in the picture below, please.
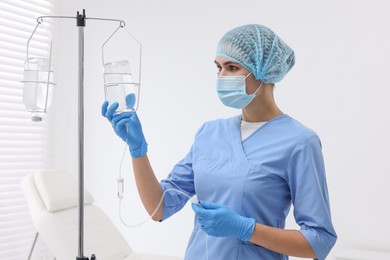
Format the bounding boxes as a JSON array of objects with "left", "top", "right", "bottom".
[{"left": 101, "top": 101, "right": 148, "bottom": 158}]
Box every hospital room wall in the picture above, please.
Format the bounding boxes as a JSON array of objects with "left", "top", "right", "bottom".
[{"left": 51, "top": 0, "right": 390, "bottom": 258}]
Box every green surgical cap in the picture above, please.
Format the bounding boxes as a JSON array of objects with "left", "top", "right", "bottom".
[{"left": 216, "top": 24, "right": 295, "bottom": 83}]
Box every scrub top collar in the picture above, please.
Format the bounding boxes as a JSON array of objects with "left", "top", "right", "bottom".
[{"left": 231, "top": 114, "right": 290, "bottom": 161}]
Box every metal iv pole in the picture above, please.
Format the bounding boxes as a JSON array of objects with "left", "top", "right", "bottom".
[
  {"left": 76, "top": 10, "right": 87, "bottom": 260},
  {"left": 25, "top": 9, "right": 132, "bottom": 260}
]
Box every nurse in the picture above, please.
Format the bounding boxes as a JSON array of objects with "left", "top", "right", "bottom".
[{"left": 102, "top": 24, "right": 337, "bottom": 259}]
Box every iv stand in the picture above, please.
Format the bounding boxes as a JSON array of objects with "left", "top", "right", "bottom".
[
  {"left": 31, "top": 10, "right": 128, "bottom": 260},
  {"left": 76, "top": 11, "right": 87, "bottom": 260}
]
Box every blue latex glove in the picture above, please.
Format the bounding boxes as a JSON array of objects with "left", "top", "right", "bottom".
[
  {"left": 191, "top": 201, "right": 256, "bottom": 241},
  {"left": 101, "top": 98, "right": 147, "bottom": 158}
]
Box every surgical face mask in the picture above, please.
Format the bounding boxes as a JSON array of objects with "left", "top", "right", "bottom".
[{"left": 216, "top": 73, "right": 261, "bottom": 109}]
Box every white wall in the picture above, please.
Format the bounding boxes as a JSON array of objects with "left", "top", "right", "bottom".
[{"left": 51, "top": 0, "right": 390, "bottom": 258}]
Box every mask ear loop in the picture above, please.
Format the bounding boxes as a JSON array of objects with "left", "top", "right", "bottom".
[
  {"left": 244, "top": 72, "right": 252, "bottom": 79},
  {"left": 244, "top": 72, "right": 262, "bottom": 96},
  {"left": 252, "top": 81, "right": 263, "bottom": 96}
]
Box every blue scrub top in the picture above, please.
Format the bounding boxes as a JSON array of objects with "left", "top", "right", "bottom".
[{"left": 160, "top": 114, "right": 337, "bottom": 260}]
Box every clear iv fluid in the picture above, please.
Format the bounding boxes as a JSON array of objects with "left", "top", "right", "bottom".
[
  {"left": 23, "top": 70, "right": 53, "bottom": 110},
  {"left": 22, "top": 57, "right": 54, "bottom": 122},
  {"left": 104, "top": 60, "right": 139, "bottom": 113},
  {"left": 105, "top": 82, "right": 139, "bottom": 113},
  {"left": 104, "top": 71, "right": 133, "bottom": 86}
]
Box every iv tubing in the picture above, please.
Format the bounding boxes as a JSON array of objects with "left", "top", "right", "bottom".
[
  {"left": 118, "top": 143, "right": 194, "bottom": 227},
  {"left": 117, "top": 143, "right": 209, "bottom": 260},
  {"left": 118, "top": 188, "right": 193, "bottom": 228},
  {"left": 118, "top": 188, "right": 209, "bottom": 260}
]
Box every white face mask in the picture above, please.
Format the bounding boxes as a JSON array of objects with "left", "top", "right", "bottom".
[{"left": 216, "top": 73, "right": 262, "bottom": 109}]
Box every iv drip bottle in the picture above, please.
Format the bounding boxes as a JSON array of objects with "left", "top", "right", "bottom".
[
  {"left": 22, "top": 57, "right": 55, "bottom": 122},
  {"left": 103, "top": 60, "right": 139, "bottom": 112}
]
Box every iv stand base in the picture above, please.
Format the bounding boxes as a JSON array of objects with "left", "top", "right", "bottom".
[{"left": 77, "top": 254, "right": 96, "bottom": 260}]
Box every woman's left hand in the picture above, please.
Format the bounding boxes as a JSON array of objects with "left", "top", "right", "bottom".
[{"left": 191, "top": 201, "right": 256, "bottom": 241}]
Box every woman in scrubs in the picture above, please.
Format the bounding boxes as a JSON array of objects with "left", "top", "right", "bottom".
[{"left": 102, "top": 24, "right": 337, "bottom": 259}]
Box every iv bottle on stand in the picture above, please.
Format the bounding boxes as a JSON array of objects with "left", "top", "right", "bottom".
[
  {"left": 22, "top": 57, "right": 55, "bottom": 122},
  {"left": 102, "top": 22, "right": 142, "bottom": 113},
  {"left": 103, "top": 60, "right": 139, "bottom": 112}
]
